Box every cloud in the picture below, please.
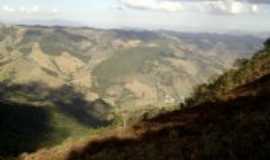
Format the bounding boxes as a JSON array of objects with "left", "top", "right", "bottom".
[
  {"left": 32, "top": 6, "right": 40, "bottom": 13},
  {"left": 2, "top": 5, "right": 16, "bottom": 12},
  {"left": 51, "top": 8, "right": 60, "bottom": 14},
  {"left": 168, "top": 0, "right": 270, "bottom": 4},
  {"left": 1, "top": 5, "right": 60, "bottom": 16},
  {"left": 118, "top": 0, "right": 261, "bottom": 14},
  {"left": 1, "top": 5, "right": 41, "bottom": 14},
  {"left": 205, "top": 0, "right": 259, "bottom": 14},
  {"left": 18, "top": 5, "right": 40, "bottom": 14},
  {"left": 118, "top": 0, "right": 185, "bottom": 12}
]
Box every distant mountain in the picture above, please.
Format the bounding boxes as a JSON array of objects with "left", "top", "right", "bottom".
[
  {"left": 0, "top": 24, "right": 264, "bottom": 111},
  {"left": 0, "top": 19, "right": 86, "bottom": 27}
]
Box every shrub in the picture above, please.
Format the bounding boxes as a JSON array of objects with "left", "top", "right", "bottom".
[{"left": 264, "top": 38, "right": 270, "bottom": 49}]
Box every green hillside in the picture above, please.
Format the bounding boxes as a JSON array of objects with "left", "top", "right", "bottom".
[
  {"left": 186, "top": 38, "right": 270, "bottom": 106},
  {"left": 62, "top": 38, "right": 270, "bottom": 160},
  {"left": 93, "top": 47, "right": 171, "bottom": 89}
]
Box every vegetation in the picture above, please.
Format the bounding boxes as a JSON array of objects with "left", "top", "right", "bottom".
[
  {"left": 0, "top": 24, "right": 268, "bottom": 160},
  {"left": 19, "top": 28, "right": 91, "bottom": 61},
  {"left": 66, "top": 71, "right": 270, "bottom": 160},
  {"left": 0, "top": 82, "right": 115, "bottom": 159},
  {"left": 92, "top": 46, "right": 179, "bottom": 102},
  {"left": 185, "top": 38, "right": 270, "bottom": 107},
  {"left": 68, "top": 92, "right": 270, "bottom": 160},
  {"left": 0, "top": 26, "right": 16, "bottom": 41},
  {"left": 0, "top": 24, "right": 263, "bottom": 108},
  {"left": 264, "top": 38, "right": 270, "bottom": 49},
  {"left": 93, "top": 47, "right": 170, "bottom": 89},
  {"left": 62, "top": 38, "right": 270, "bottom": 160}
]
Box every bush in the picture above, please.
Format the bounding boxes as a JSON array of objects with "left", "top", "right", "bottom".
[{"left": 264, "top": 38, "right": 270, "bottom": 49}]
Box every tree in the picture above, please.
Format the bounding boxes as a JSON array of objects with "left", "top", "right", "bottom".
[
  {"left": 264, "top": 38, "right": 270, "bottom": 49},
  {"left": 233, "top": 58, "right": 249, "bottom": 68}
]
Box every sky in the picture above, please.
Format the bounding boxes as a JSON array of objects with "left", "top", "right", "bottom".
[{"left": 0, "top": 0, "right": 270, "bottom": 33}]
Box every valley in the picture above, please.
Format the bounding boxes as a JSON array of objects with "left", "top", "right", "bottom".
[{"left": 0, "top": 24, "right": 266, "bottom": 159}]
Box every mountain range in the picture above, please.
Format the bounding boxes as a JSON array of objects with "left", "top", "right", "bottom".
[
  {"left": 19, "top": 33, "right": 270, "bottom": 160},
  {"left": 0, "top": 23, "right": 269, "bottom": 160},
  {"left": 0, "top": 24, "right": 263, "bottom": 111}
]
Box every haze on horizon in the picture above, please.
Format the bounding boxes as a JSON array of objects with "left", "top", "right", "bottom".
[{"left": 0, "top": 0, "right": 270, "bottom": 33}]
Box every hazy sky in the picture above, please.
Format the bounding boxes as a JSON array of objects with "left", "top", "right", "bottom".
[{"left": 0, "top": 0, "right": 270, "bottom": 32}]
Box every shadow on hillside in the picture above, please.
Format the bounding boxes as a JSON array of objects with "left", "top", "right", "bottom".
[
  {"left": 0, "top": 81, "right": 113, "bottom": 157},
  {"left": 0, "top": 81, "right": 113, "bottom": 128},
  {"left": 66, "top": 75, "right": 270, "bottom": 160},
  {"left": 48, "top": 85, "right": 113, "bottom": 128},
  {"left": 0, "top": 102, "right": 52, "bottom": 157}
]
